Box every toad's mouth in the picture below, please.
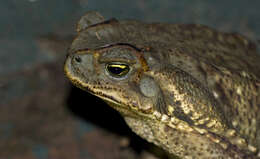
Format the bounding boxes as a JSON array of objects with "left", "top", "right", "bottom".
[
  {"left": 64, "top": 57, "right": 134, "bottom": 110},
  {"left": 65, "top": 60, "right": 118, "bottom": 103},
  {"left": 65, "top": 59, "right": 157, "bottom": 119}
]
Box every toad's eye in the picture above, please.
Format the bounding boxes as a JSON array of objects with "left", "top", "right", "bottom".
[{"left": 106, "top": 63, "right": 130, "bottom": 78}]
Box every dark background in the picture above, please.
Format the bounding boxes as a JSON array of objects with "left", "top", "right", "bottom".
[{"left": 1, "top": 0, "right": 260, "bottom": 159}]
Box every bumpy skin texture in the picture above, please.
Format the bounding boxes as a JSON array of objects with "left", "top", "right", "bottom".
[{"left": 64, "top": 11, "right": 260, "bottom": 159}]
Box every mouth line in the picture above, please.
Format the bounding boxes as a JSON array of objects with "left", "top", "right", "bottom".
[
  {"left": 64, "top": 58, "right": 156, "bottom": 119},
  {"left": 66, "top": 74, "right": 153, "bottom": 116},
  {"left": 64, "top": 56, "right": 121, "bottom": 103}
]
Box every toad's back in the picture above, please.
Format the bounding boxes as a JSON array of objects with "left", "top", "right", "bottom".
[
  {"left": 116, "top": 21, "right": 260, "bottom": 148},
  {"left": 158, "top": 23, "right": 260, "bottom": 149}
]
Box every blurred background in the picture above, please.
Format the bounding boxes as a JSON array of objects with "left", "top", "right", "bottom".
[{"left": 0, "top": 0, "right": 260, "bottom": 159}]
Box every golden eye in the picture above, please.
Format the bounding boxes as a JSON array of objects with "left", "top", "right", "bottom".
[{"left": 106, "top": 63, "right": 130, "bottom": 78}]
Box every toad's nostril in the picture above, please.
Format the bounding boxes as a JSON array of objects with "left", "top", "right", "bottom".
[{"left": 74, "top": 56, "right": 82, "bottom": 63}]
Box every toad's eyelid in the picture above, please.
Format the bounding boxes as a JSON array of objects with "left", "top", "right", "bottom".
[
  {"left": 98, "top": 58, "right": 136, "bottom": 65},
  {"left": 98, "top": 43, "right": 142, "bottom": 52},
  {"left": 73, "top": 43, "right": 142, "bottom": 54}
]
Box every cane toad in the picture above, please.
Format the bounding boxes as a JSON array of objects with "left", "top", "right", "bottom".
[{"left": 64, "top": 11, "right": 260, "bottom": 159}]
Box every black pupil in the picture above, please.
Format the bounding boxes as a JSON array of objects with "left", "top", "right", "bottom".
[
  {"left": 106, "top": 64, "right": 129, "bottom": 77},
  {"left": 108, "top": 66, "right": 124, "bottom": 75}
]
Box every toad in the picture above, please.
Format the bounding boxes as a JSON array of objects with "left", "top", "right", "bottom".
[{"left": 64, "top": 11, "right": 260, "bottom": 159}]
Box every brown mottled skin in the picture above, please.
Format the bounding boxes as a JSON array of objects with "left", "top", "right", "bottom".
[{"left": 64, "top": 11, "right": 260, "bottom": 159}]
